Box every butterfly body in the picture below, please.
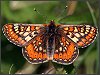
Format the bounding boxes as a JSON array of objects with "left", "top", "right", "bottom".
[
  {"left": 3, "top": 21, "right": 98, "bottom": 65},
  {"left": 44, "top": 21, "right": 57, "bottom": 60}
]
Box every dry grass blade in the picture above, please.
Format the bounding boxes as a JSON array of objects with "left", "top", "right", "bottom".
[
  {"left": 15, "top": 62, "right": 40, "bottom": 74},
  {"left": 9, "top": 64, "right": 14, "bottom": 74},
  {"left": 67, "top": 1, "right": 78, "bottom": 16},
  {"left": 42, "top": 61, "right": 56, "bottom": 74}
]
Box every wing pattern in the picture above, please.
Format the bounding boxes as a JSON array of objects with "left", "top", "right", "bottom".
[
  {"left": 53, "top": 36, "right": 79, "bottom": 65},
  {"left": 3, "top": 23, "right": 98, "bottom": 65},
  {"left": 59, "top": 25, "right": 98, "bottom": 48},
  {"left": 22, "top": 34, "right": 48, "bottom": 64},
  {"left": 3, "top": 24, "right": 44, "bottom": 47}
]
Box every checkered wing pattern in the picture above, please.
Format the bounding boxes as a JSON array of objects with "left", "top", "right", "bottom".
[
  {"left": 3, "top": 23, "right": 49, "bottom": 64},
  {"left": 53, "top": 35, "right": 79, "bottom": 65},
  {"left": 3, "top": 23, "right": 98, "bottom": 65},
  {"left": 3, "top": 24, "right": 45, "bottom": 47},
  {"left": 52, "top": 24, "right": 98, "bottom": 65},
  {"left": 58, "top": 25, "right": 98, "bottom": 48},
  {"left": 22, "top": 33, "right": 49, "bottom": 64}
]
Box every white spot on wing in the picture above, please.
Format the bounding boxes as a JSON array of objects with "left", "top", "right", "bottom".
[
  {"left": 14, "top": 25, "right": 18, "bottom": 29},
  {"left": 14, "top": 26, "right": 19, "bottom": 31},
  {"left": 19, "top": 32, "right": 24, "bottom": 35},
  {"left": 14, "top": 24, "right": 19, "bottom": 26},
  {"left": 91, "top": 27, "right": 95, "bottom": 31},
  {"left": 39, "top": 42, "right": 41, "bottom": 44},
  {"left": 35, "top": 27, "right": 40, "bottom": 30},
  {"left": 90, "top": 31, "right": 93, "bottom": 34},
  {"left": 85, "top": 32, "right": 88, "bottom": 34},
  {"left": 34, "top": 59, "right": 37, "bottom": 60},
  {"left": 39, "top": 47, "right": 42, "bottom": 51},
  {"left": 33, "top": 41, "right": 36, "bottom": 43},
  {"left": 61, "top": 43, "right": 63, "bottom": 45},
  {"left": 64, "top": 27, "right": 68, "bottom": 30},
  {"left": 25, "top": 36, "right": 32, "bottom": 42},
  {"left": 16, "top": 31, "right": 19, "bottom": 33},
  {"left": 23, "top": 32, "right": 29, "bottom": 36},
  {"left": 55, "top": 50, "right": 58, "bottom": 52},
  {"left": 66, "top": 41, "right": 69, "bottom": 45},
  {"left": 86, "top": 27, "right": 90, "bottom": 30},
  {"left": 81, "top": 28, "right": 84, "bottom": 32},
  {"left": 32, "top": 31, "right": 36, "bottom": 37},
  {"left": 64, "top": 60, "right": 67, "bottom": 61},
  {"left": 59, "top": 47, "right": 62, "bottom": 51},
  {"left": 35, "top": 46, "right": 37, "bottom": 48},
  {"left": 74, "top": 27, "right": 78, "bottom": 32},
  {"left": 26, "top": 26, "right": 30, "bottom": 31},
  {"left": 71, "top": 37, "right": 79, "bottom": 43},
  {"left": 86, "top": 29, "right": 89, "bottom": 32},
  {"left": 80, "top": 33, "right": 85, "bottom": 36},
  {"left": 10, "top": 32, "right": 13, "bottom": 34},
  {"left": 59, "top": 59, "right": 62, "bottom": 60},
  {"left": 64, "top": 47, "right": 67, "bottom": 50},
  {"left": 9, "top": 29, "right": 12, "bottom": 31},
  {"left": 86, "top": 25, "right": 90, "bottom": 27},
  {"left": 74, "top": 33, "right": 80, "bottom": 37},
  {"left": 36, "top": 48, "right": 38, "bottom": 51}
]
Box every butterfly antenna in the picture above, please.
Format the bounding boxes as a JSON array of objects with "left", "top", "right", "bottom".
[
  {"left": 9, "top": 64, "right": 14, "bottom": 74},
  {"left": 54, "top": 6, "right": 68, "bottom": 21},
  {"left": 34, "top": 8, "right": 48, "bottom": 23}
]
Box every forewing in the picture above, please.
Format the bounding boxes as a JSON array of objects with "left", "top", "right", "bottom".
[
  {"left": 22, "top": 33, "right": 48, "bottom": 64},
  {"left": 52, "top": 36, "right": 79, "bottom": 65},
  {"left": 58, "top": 25, "right": 98, "bottom": 48},
  {"left": 3, "top": 24, "right": 45, "bottom": 47}
]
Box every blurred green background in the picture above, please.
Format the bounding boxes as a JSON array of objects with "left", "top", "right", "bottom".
[{"left": 1, "top": 1, "right": 99, "bottom": 74}]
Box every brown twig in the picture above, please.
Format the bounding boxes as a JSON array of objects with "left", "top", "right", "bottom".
[
  {"left": 43, "top": 67, "right": 55, "bottom": 74},
  {"left": 15, "top": 62, "right": 40, "bottom": 74},
  {"left": 66, "top": 1, "right": 78, "bottom": 16},
  {"left": 58, "top": 1, "right": 78, "bottom": 24},
  {"left": 42, "top": 61, "right": 56, "bottom": 74}
]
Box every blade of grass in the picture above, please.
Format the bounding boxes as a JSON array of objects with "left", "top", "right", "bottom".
[
  {"left": 86, "top": 1, "right": 97, "bottom": 26},
  {"left": 86, "top": 1, "right": 99, "bottom": 74}
]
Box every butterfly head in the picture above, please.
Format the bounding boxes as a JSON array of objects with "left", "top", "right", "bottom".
[
  {"left": 49, "top": 20, "right": 55, "bottom": 25},
  {"left": 46, "top": 20, "right": 56, "bottom": 33},
  {"left": 49, "top": 20, "right": 56, "bottom": 27},
  {"left": 50, "top": 20, "right": 55, "bottom": 24}
]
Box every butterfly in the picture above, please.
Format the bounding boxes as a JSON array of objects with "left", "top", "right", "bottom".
[{"left": 2, "top": 20, "right": 98, "bottom": 65}]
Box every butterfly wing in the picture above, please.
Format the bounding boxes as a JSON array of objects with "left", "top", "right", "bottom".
[
  {"left": 58, "top": 25, "right": 98, "bottom": 48},
  {"left": 52, "top": 24, "right": 98, "bottom": 65},
  {"left": 3, "top": 24, "right": 45, "bottom": 47},
  {"left": 22, "top": 33, "right": 48, "bottom": 64},
  {"left": 3, "top": 23, "right": 49, "bottom": 64},
  {"left": 52, "top": 35, "right": 79, "bottom": 65}
]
